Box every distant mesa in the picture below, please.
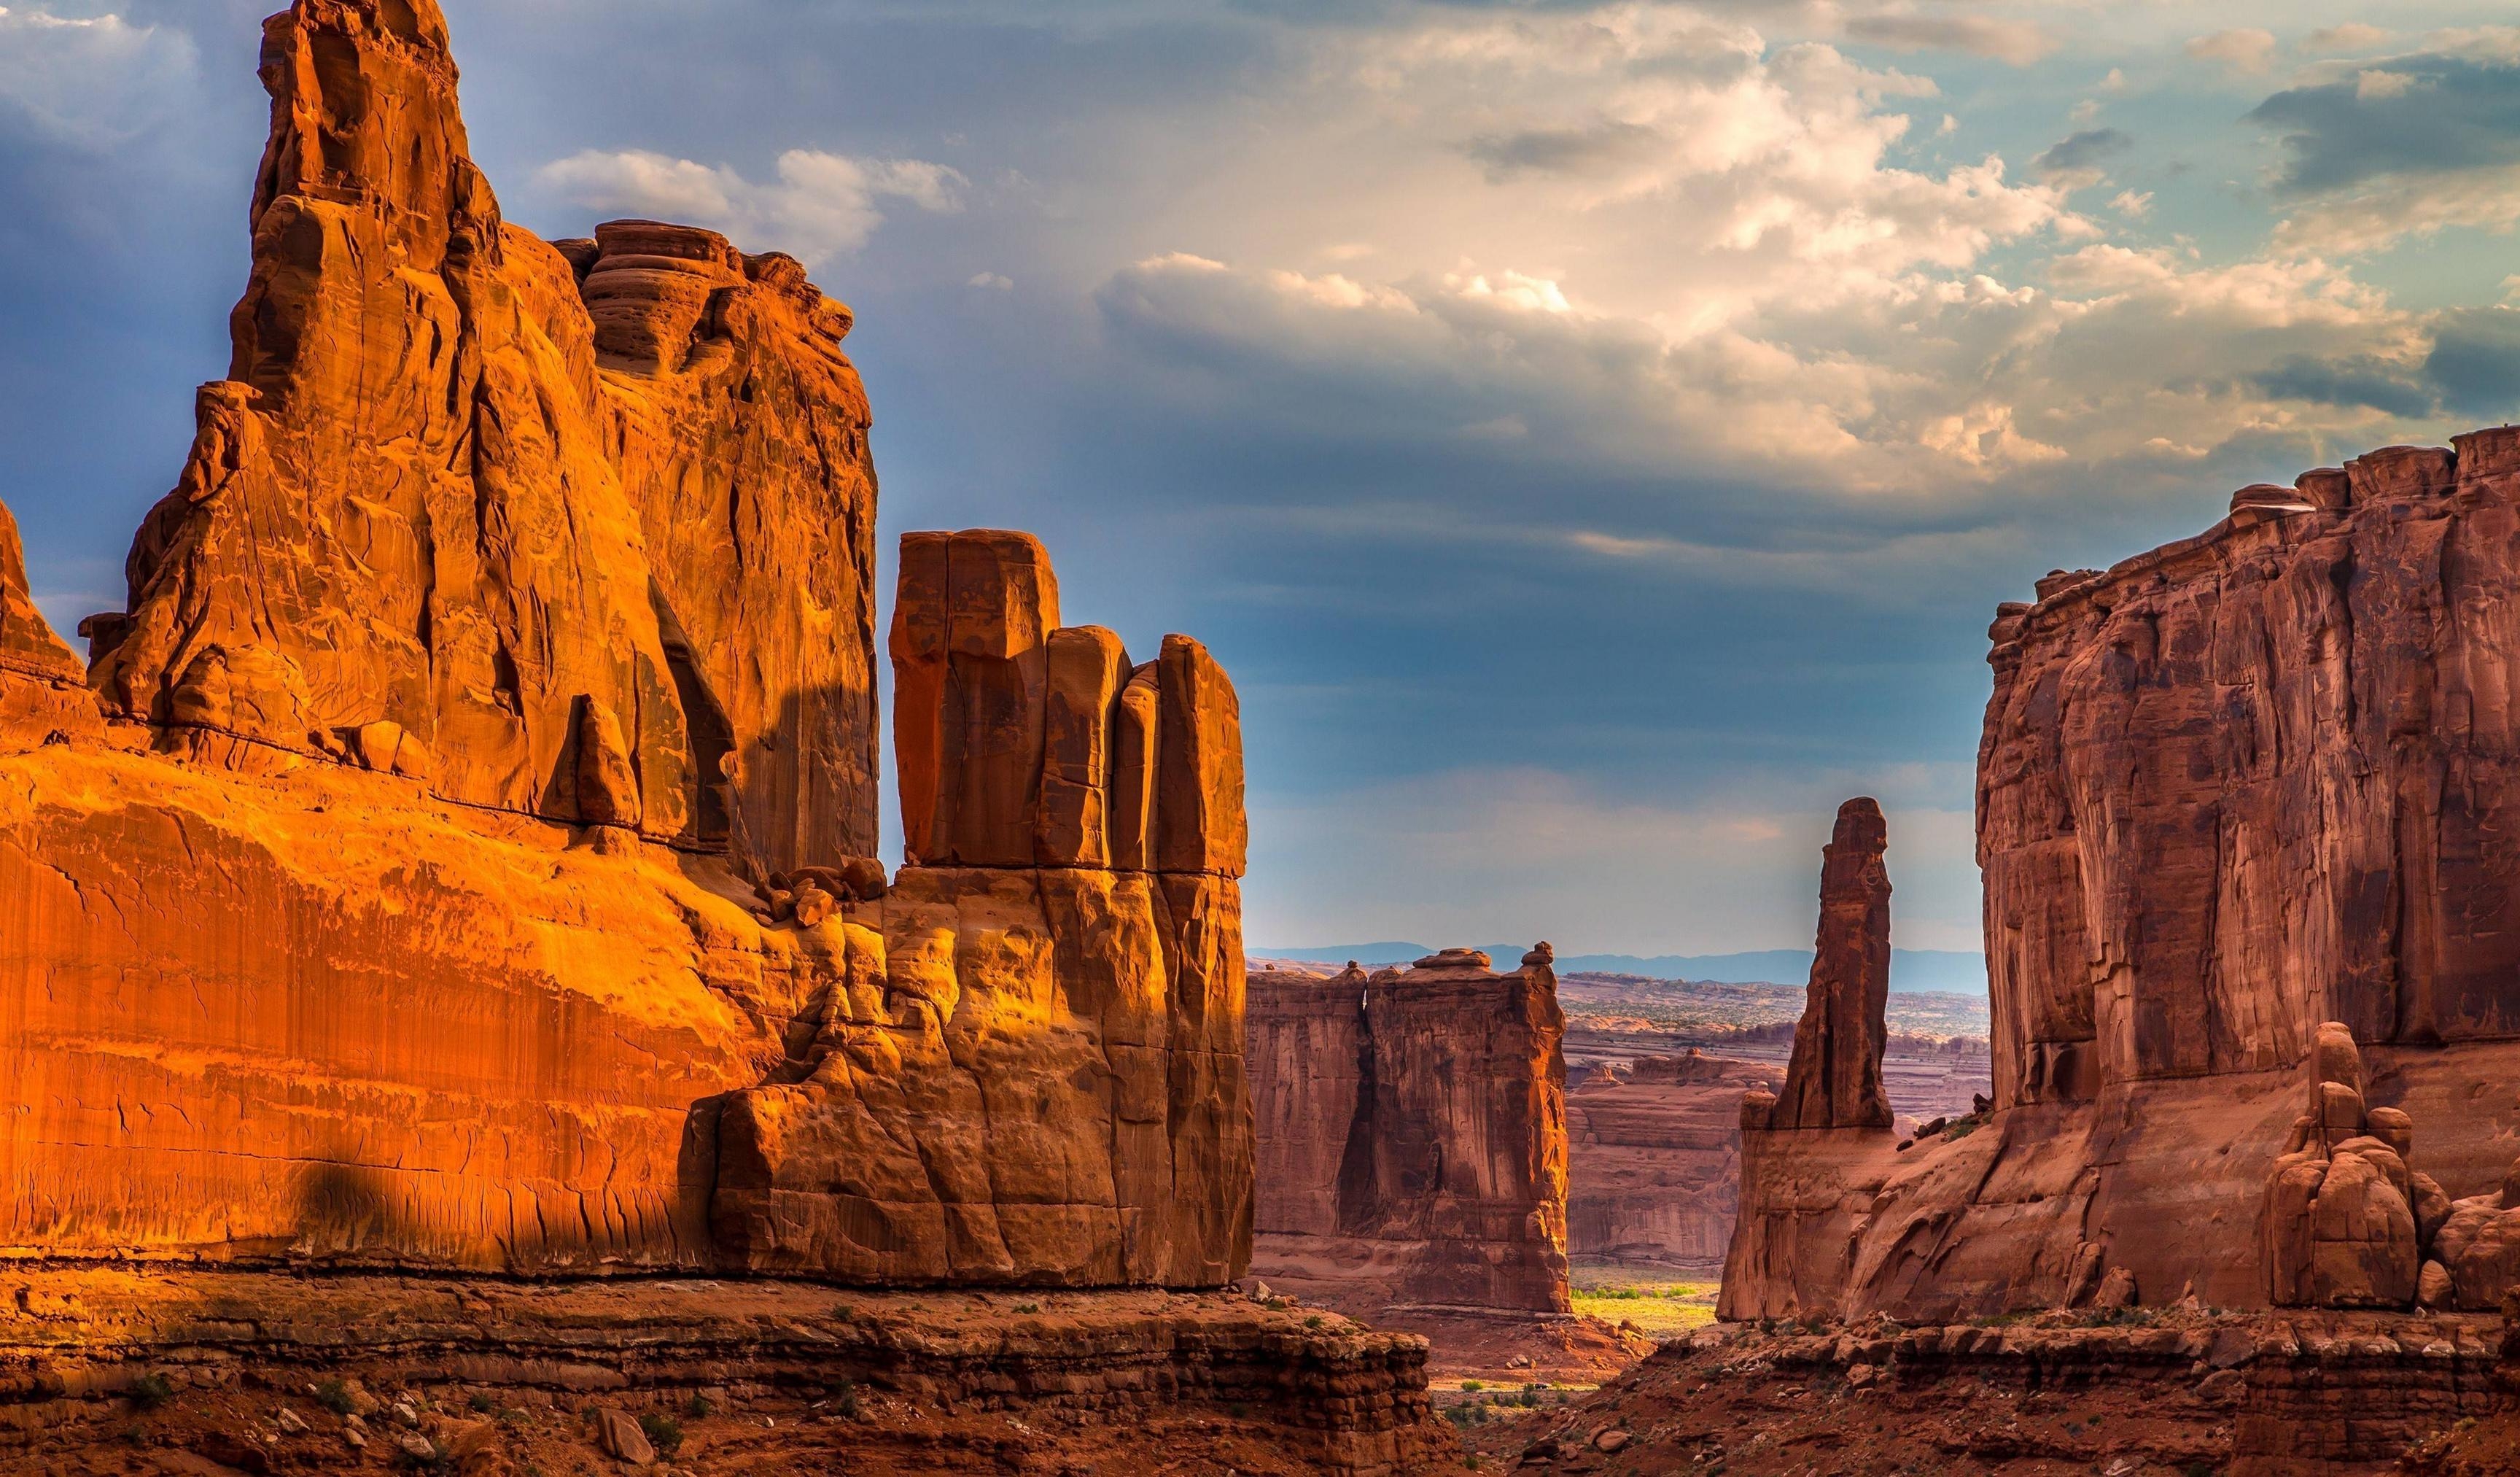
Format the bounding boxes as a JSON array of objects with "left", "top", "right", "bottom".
[{"left": 1256, "top": 942, "right": 1987, "bottom": 993}]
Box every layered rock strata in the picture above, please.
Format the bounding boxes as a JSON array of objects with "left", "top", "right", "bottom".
[
  {"left": 0, "top": 1268, "right": 1449, "bottom": 1477},
  {"left": 1247, "top": 947, "right": 1571, "bottom": 1319},
  {"left": 1725, "top": 433, "right": 2520, "bottom": 1322},
  {"left": 1566, "top": 1052, "right": 1783, "bottom": 1272},
  {"left": 0, "top": 0, "right": 1252, "bottom": 1291}
]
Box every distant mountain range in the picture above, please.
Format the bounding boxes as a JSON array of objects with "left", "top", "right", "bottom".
[{"left": 1252, "top": 942, "right": 1988, "bottom": 996}]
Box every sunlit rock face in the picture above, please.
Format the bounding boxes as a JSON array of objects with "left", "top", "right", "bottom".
[
  {"left": 1246, "top": 947, "right": 1571, "bottom": 1317},
  {"left": 1724, "top": 434, "right": 2520, "bottom": 1322},
  {"left": 0, "top": 0, "right": 1251, "bottom": 1289},
  {"left": 90, "top": 0, "right": 879, "bottom": 871},
  {"left": 712, "top": 529, "right": 1253, "bottom": 1286}
]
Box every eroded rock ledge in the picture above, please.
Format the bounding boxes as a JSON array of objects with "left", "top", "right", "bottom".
[{"left": 0, "top": 1268, "right": 1450, "bottom": 1476}]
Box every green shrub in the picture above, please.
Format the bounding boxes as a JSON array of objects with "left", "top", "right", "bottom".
[
  {"left": 128, "top": 1373, "right": 174, "bottom": 1411},
  {"left": 315, "top": 1379, "right": 357, "bottom": 1416},
  {"left": 684, "top": 1392, "right": 715, "bottom": 1419},
  {"left": 638, "top": 1412, "right": 684, "bottom": 1457}
]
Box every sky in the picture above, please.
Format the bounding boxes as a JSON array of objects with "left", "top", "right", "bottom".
[{"left": 6, "top": 1, "right": 2520, "bottom": 961}]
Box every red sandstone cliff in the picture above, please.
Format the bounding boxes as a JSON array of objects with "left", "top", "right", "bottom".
[
  {"left": 1727, "top": 433, "right": 2520, "bottom": 1322},
  {"left": 1566, "top": 1051, "right": 1783, "bottom": 1272},
  {"left": 1247, "top": 947, "right": 1571, "bottom": 1318},
  {"left": 0, "top": 0, "right": 1249, "bottom": 1290}
]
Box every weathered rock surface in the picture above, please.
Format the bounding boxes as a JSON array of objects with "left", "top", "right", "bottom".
[
  {"left": 1247, "top": 947, "right": 1571, "bottom": 1318},
  {"left": 1725, "top": 433, "right": 2520, "bottom": 1323},
  {"left": 712, "top": 533, "right": 1253, "bottom": 1286},
  {"left": 1766, "top": 798, "right": 1893, "bottom": 1131},
  {"left": 90, "top": 0, "right": 877, "bottom": 869},
  {"left": 0, "top": 0, "right": 1253, "bottom": 1290},
  {"left": 1566, "top": 1051, "right": 1783, "bottom": 1272}
]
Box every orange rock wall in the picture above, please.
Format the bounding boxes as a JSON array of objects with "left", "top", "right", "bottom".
[
  {"left": 712, "top": 530, "right": 1253, "bottom": 1286},
  {"left": 0, "top": 0, "right": 1252, "bottom": 1290}
]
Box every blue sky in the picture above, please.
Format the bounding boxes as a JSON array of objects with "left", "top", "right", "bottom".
[{"left": 7, "top": 1, "right": 2520, "bottom": 958}]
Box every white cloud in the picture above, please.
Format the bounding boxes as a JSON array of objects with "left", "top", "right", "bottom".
[
  {"left": 0, "top": 7, "right": 195, "bottom": 147},
  {"left": 2354, "top": 69, "right": 2419, "bottom": 101},
  {"left": 967, "top": 271, "right": 1013, "bottom": 290},
  {"left": 2184, "top": 28, "right": 2278, "bottom": 78},
  {"left": 531, "top": 147, "right": 965, "bottom": 264}
]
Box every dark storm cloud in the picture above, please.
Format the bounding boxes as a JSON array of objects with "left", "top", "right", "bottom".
[
  {"left": 2249, "top": 56, "right": 2520, "bottom": 195},
  {"left": 2423, "top": 309, "right": 2520, "bottom": 423},
  {"left": 1463, "top": 121, "right": 1663, "bottom": 182},
  {"left": 2249, "top": 354, "right": 2436, "bottom": 418},
  {"left": 2030, "top": 127, "right": 2132, "bottom": 179}
]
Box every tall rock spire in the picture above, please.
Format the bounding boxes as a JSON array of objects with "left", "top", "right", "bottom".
[
  {"left": 1768, "top": 797, "right": 1894, "bottom": 1131},
  {"left": 88, "top": 0, "right": 881, "bottom": 871}
]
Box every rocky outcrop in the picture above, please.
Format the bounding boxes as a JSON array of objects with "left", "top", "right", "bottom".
[
  {"left": 1766, "top": 798, "right": 1894, "bottom": 1131},
  {"left": 1566, "top": 1051, "right": 1783, "bottom": 1272},
  {"left": 1724, "top": 432, "right": 2520, "bottom": 1323},
  {"left": 89, "top": 0, "right": 877, "bottom": 869},
  {"left": 709, "top": 532, "right": 1253, "bottom": 1285},
  {"left": 0, "top": 0, "right": 1252, "bottom": 1291},
  {"left": 1248, "top": 947, "right": 1571, "bottom": 1319}
]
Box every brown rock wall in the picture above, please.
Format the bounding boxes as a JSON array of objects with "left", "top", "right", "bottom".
[
  {"left": 1248, "top": 949, "right": 1571, "bottom": 1319},
  {"left": 1728, "top": 430, "right": 2520, "bottom": 1323}
]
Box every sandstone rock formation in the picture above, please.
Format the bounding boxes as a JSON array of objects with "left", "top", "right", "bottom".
[
  {"left": 1247, "top": 947, "right": 1571, "bottom": 1319},
  {"left": 1725, "top": 432, "right": 2520, "bottom": 1322},
  {"left": 2262, "top": 1023, "right": 2434, "bottom": 1308},
  {"left": 0, "top": 0, "right": 1251, "bottom": 1291},
  {"left": 1720, "top": 802, "right": 1903, "bottom": 1319},
  {"left": 1766, "top": 799, "right": 1894, "bottom": 1131},
  {"left": 710, "top": 531, "right": 1253, "bottom": 1284},
  {"left": 90, "top": 0, "right": 877, "bottom": 869},
  {"left": 1566, "top": 1051, "right": 1783, "bottom": 1272}
]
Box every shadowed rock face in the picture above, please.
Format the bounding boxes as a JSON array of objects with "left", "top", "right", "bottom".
[
  {"left": 1247, "top": 947, "right": 1571, "bottom": 1317},
  {"left": 1768, "top": 799, "right": 1893, "bottom": 1131},
  {"left": 1725, "top": 433, "right": 2520, "bottom": 1323},
  {"left": 0, "top": 0, "right": 1251, "bottom": 1290}
]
